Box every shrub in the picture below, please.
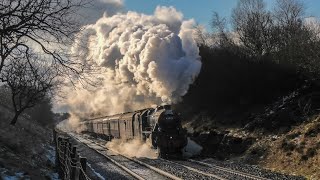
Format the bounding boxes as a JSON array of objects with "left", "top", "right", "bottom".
[{"left": 281, "top": 140, "right": 296, "bottom": 151}]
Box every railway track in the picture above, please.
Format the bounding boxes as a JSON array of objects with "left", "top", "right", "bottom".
[
  {"left": 158, "top": 158, "right": 270, "bottom": 180},
  {"left": 69, "top": 133, "right": 181, "bottom": 180},
  {"left": 68, "top": 133, "right": 270, "bottom": 180},
  {"left": 187, "top": 159, "right": 270, "bottom": 180},
  {"left": 159, "top": 158, "right": 227, "bottom": 180}
]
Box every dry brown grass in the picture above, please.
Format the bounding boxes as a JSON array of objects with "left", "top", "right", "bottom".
[{"left": 261, "top": 117, "right": 320, "bottom": 180}]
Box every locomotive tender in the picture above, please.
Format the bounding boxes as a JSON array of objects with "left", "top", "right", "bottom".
[{"left": 79, "top": 105, "right": 187, "bottom": 158}]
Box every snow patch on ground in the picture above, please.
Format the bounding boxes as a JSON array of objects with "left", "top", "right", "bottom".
[
  {"left": 46, "top": 145, "right": 56, "bottom": 165},
  {"left": 48, "top": 172, "right": 59, "bottom": 180},
  {"left": 0, "top": 168, "right": 30, "bottom": 180},
  {"left": 87, "top": 162, "right": 105, "bottom": 180}
]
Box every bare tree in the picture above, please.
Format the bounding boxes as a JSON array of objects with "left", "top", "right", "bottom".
[
  {"left": 231, "top": 0, "right": 274, "bottom": 59},
  {"left": 272, "top": 0, "right": 306, "bottom": 61},
  {"left": 0, "top": 0, "right": 88, "bottom": 74},
  {"left": 272, "top": 0, "right": 320, "bottom": 73},
  {"left": 212, "top": 12, "right": 228, "bottom": 45},
  {"left": 194, "top": 25, "right": 211, "bottom": 47},
  {"left": 273, "top": 0, "right": 305, "bottom": 49},
  {"left": 194, "top": 13, "right": 233, "bottom": 48},
  {"left": 0, "top": 51, "right": 58, "bottom": 125},
  {"left": 209, "top": 0, "right": 320, "bottom": 78},
  {"left": 274, "top": 0, "right": 305, "bottom": 28},
  {"left": 0, "top": 0, "right": 89, "bottom": 124}
]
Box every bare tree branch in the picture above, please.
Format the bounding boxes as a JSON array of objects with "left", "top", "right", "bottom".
[{"left": 0, "top": 0, "right": 92, "bottom": 124}]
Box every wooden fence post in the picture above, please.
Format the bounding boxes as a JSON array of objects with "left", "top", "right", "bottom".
[
  {"left": 68, "top": 139, "right": 73, "bottom": 179},
  {"left": 75, "top": 151, "right": 81, "bottom": 180},
  {"left": 70, "top": 145, "right": 77, "bottom": 180},
  {"left": 54, "top": 134, "right": 90, "bottom": 180},
  {"left": 57, "top": 137, "right": 63, "bottom": 177},
  {"left": 53, "top": 128, "right": 56, "bottom": 144},
  {"left": 62, "top": 138, "right": 69, "bottom": 179},
  {"left": 79, "top": 157, "right": 87, "bottom": 180}
]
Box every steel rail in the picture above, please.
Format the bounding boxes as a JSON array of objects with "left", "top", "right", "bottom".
[
  {"left": 70, "top": 133, "right": 182, "bottom": 180},
  {"left": 188, "top": 159, "right": 270, "bottom": 180},
  {"left": 160, "top": 158, "right": 226, "bottom": 180},
  {"left": 70, "top": 134, "right": 145, "bottom": 180},
  {"left": 106, "top": 147, "right": 182, "bottom": 180}
]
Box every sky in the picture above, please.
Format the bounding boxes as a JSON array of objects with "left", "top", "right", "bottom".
[{"left": 124, "top": 0, "right": 320, "bottom": 30}]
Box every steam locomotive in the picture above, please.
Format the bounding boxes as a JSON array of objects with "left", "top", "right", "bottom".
[{"left": 79, "top": 105, "right": 187, "bottom": 158}]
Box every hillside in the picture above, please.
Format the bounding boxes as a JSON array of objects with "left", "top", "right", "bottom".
[
  {"left": 0, "top": 105, "right": 57, "bottom": 179},
  {"left": 181, "top": 81, "right": 320, "bottom": 179},
  {"left": 261, "top": 117, "right": 320, "bottom": 179}
]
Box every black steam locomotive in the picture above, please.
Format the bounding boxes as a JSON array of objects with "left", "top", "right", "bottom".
[{"left": 79, "top": 105, "right": 187, "bottom": 158}]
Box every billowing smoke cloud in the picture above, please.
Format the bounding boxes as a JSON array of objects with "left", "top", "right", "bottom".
[
  {"left": 106, "top": 138, "right": 158, "bottom": 158},
  {"left": 106, "top": 137, "right": 202, "bottom": 158},
  {"left": 56, "top": 114, "right": 81, "bottom": 133},
  {"left": 56, "top": 6, "right": 201, "bottom": 117}
]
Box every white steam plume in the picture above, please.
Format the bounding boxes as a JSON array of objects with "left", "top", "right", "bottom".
[
  {"left": 56, "top": 6, "right": 201, "bottom": 117},
  {"left": 183, "top": 138, "right": 203, "bottom": 158},
  {"left": 106, "top": 138, "right": 158, "bottom": 158}
]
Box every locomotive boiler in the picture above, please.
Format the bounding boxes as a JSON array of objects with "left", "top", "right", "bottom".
[{"left": 79, "top": 105, "right": 187, "bottom": 158}]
